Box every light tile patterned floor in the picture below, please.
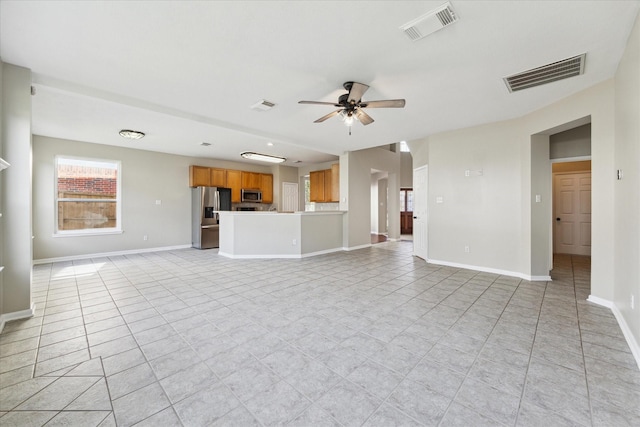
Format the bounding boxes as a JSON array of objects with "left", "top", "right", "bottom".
[{"left": 1, "top": 241, "right": 639, "bottom": 426}]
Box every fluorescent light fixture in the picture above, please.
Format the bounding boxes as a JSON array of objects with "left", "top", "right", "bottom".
[
  {"left": 240, "top": 152, "right": 286, "bottom": 164},
  {"left": 119, "top": 129, "right": 145, "bottom": 140}
]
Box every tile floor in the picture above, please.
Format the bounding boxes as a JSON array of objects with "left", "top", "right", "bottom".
[{"left": 1, "top": 241, "right": 639, "bottom": 426}]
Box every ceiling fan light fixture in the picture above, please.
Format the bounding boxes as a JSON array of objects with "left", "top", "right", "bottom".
[
  {"left": 240, "top": 151, "right": 286, "bottom": 164},
  {"left": 119, "top": 129, "right": 145, "bottom": 140},
  {"left": 340, "top": 110, "right": 357, "bottom": 126}
]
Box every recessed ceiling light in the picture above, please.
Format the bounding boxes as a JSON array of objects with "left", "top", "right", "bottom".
[
  {"left": 267, "top": 142, "right": 274, "bottom": 146},
  {"left": 119, "top": 129, "right": 145, "bottom": 140},
  {"left": 240, "top": 152, "right": 286, "bottom": 164}
]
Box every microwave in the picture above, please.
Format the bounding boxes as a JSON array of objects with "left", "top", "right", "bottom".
[{"left": 241, "top": 188, "right": 262, "bottom": 203}]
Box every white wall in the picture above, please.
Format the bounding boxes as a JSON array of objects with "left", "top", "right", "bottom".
[
  {"left": 426, "top": 121, "right": 525, "bottom": 274},
  {"left": 32, "top": 136, "right": 273, "bottom": 261},
  {"left": 400, "top": 152, "right": 413, "bottom": 188},
  {"left": 414, "top": 80, "right": 615, "bottom": 281},
  {"left": 1, "top": 63, "right": 33, "bottom": 319},
  {"left": 550, "top": 124, "right": 591, "bottom": 159},
  {"left": 614, "top": 10, "right": 640, "bottom": 358}
]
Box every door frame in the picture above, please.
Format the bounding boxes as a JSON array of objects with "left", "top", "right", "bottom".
[
  {"left": 413, "top": 165, "right": 428, "bottom": 260},
  {"left": 550, "top": 156, "right": 592, "bottom": 264}
]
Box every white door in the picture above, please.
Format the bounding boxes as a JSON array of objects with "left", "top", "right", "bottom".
[
  {"left": 282, "top": 182, "right": 299, "bottom": 212},
  {"left": 413, "top": 166, "right": 428, "bottom": 260},
  {"left": 553, "top": 172, "right": 591, "bottom": 255}
]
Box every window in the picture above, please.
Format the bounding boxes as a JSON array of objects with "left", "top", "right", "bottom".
[
  {"left": 399, "top": 140, "right": 410, "bottom": 152},
  {"left": 400, "top": 188, "right": 413, "bottom": 212},
  {"left": 55, "top": 156, "right": 121, "bottom": 235}
]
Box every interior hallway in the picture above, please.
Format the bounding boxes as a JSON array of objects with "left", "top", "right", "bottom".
[{"left": 0, "top": 243, "right": 638, "bottom": 426}]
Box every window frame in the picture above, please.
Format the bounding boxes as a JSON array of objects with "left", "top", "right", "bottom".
[{"left": 54, "top": 155, "right": 123, "bottom": 237}]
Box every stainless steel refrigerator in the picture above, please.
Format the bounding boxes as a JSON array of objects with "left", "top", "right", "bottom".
[{"left": 192, "top": 186, "right": 232, "bottom": 249}]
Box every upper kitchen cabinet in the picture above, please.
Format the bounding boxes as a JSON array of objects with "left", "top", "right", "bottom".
[
  {"left": 189, "top": 165, "right": 211, "bottom": 187},
  {"left": 260, "top": 174, "right": 273, "bottom": 204},
  {"left": 210, "top": 168, "right": 227, "bottom": 187},
  {"left": 189, "top": 166, "right": 227, "bottom": 187},
  {"left": 241, "top": 172, "right": 261, "bottom": 189},
  {"left": 309, "top": 170, "right": 325, "bottom": 202},
  {"left": 310, "top": 164, "right": 339, "bottom": 203},
  {"left": 227, "top": 170, "right": 242, "bottom": 203}
]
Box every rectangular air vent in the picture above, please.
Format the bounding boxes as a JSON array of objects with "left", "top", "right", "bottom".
[
  {"left": 400, "top": 2, "right": 458, "bottom": 41},
  {"left": 250, "top": 99, "right": 276, "bottom": 111},
  {"left": 504, "top": 54, "right": 586, "bottom": 93}
]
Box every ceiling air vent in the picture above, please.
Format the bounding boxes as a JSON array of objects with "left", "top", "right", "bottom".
[
  {"left": 504, "top": 53, "right": 586, "bottom": 93},
  {"left": 250, "top": 99, "right": 276, "bottom": 111},
  {"left": 400, "top": 2, "right": 458, "bottom": 41}
]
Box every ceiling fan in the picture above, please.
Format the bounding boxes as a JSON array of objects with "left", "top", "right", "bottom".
[{"left": 299, "top": 82, "right": 405, "bottom": 134}]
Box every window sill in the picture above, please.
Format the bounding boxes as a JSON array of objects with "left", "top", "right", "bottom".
[{"left": 53, "top": 230, "right": 124, "bottom": 238}]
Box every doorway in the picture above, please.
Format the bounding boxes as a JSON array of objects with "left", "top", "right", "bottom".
[
  {"left": 282, "top": 182, "right": 298, "bottom": 212},
  {"left": 552, "top": 162, "right": 592, "bottom": 255},
  {"left": 400, "top": 188, "right": 413, "bottom": 235}
]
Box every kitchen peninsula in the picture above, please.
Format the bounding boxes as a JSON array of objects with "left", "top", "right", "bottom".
[{"left": 218, "top": 211, "right": 346, "bottom": 258}]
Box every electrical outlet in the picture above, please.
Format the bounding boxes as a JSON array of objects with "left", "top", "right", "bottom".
[
  {"left": 464, "top": 245, "right": 470, "bottom": 253},
  {"left": 292, "top": 239, "right": 297, "bottom": 245},
  {"left": 632, "top": 294, "right": 635, "bottom": 310},
  {"left": 143, "top": 235, "right": 148, "bottom": 241},
  {"left": 155, "top": 200, "right": 162, "bottom": 205}
]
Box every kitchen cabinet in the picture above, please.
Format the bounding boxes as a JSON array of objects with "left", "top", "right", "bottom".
[
  {"left": 241, "top": 172, "right": 261, "bottom": 189},
  {"left": 189, "top": 165, "right": 211, "bottom": 187},
  {"left": 227, "top": 170, "right": 242, "bottom": 203},
  {"left": 310, "top": 170, "right": 325, "bottom": 202},
  {"left": 189, "top": 166, "right": 273, "bottom": 204},
  {"left": 210, "top": 168, "right": 227, "bottom": 187},
  {"left": 310, "top": 164, "right": 339, "bottom": 202},
  {"left": 190, "top": 166, "right": 227, "bottom": 188},
  {"left": 260, "top": 174, "right": 273, "bottom": 204}
]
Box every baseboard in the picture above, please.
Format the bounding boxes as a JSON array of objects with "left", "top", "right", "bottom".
[
  {"left": 0, "top": 303, "right": 36, "bottom": 334},
  {"left": 343, "top": 243, "right": 373, "bottom": 251},
  {"left": 33, "top": 244, "right": 193, "bottom": 265},
  {"left": 219, "top": 247, "right": 344, "bottom": 259},
  {"left": 427, "top": 259, "right": 551, "bottom": 282},
  {"left": 587, "top": 295, "right": 640, "bottom": 370}
]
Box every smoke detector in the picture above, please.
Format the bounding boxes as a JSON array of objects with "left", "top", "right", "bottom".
[
  {"left": 400, "top": 2, "right": 458, "bottom": 41},
  {"left": 504, "top": 54, "right": 586, "bottom": 93},
  {"left": 250, "top": 99, "right": 276, "bottom": 111}
]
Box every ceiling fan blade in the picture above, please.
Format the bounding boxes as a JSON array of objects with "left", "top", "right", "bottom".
[
  {"left": 299, "top": 101, "right": 341, "bottom": 107},
  {"left": 360, "top": 99, "right": 406, "bottom": 108},
  {"left": 355, "top": 109, "right": 374, "bottom": 125},
  {"left": 347, "top": 82, "right": 369, "bottom": 103},
  {"left": 314, "top": 109, "right": 342, "bottom": 123}
]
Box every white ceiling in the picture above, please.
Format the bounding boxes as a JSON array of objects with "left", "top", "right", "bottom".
[{"left": 1, "top": 1, "right": 638, "bottom": 166}]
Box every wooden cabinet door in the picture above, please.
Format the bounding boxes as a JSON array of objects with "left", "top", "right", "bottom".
[
  {"left": 241, "top": 172, "right": 261, "bottom": 189},
  {"left": 309, "top": 170, "right": 325, "bottom": 202},
  {"left": 189, "top": 165, "right": 211, "bottom": 187},
  {"left": 260, "top": 174, "right": 273, "bottom": 204},
  {"left": 227, "top": 170, "right": 242, "bottom": 203},
  {"left": 330, "top": 163, "right": 340, "bottom": 202},
  {"left": 323, "top": 169, "right": 332, "bottom": 202},
  {"left": 210, "top": 168, "right": 227, "bottom": 187}
]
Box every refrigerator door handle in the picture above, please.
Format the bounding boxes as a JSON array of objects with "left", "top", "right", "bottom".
[{"left": 214, "top": 190, "right": 220, "bottom": 222}]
